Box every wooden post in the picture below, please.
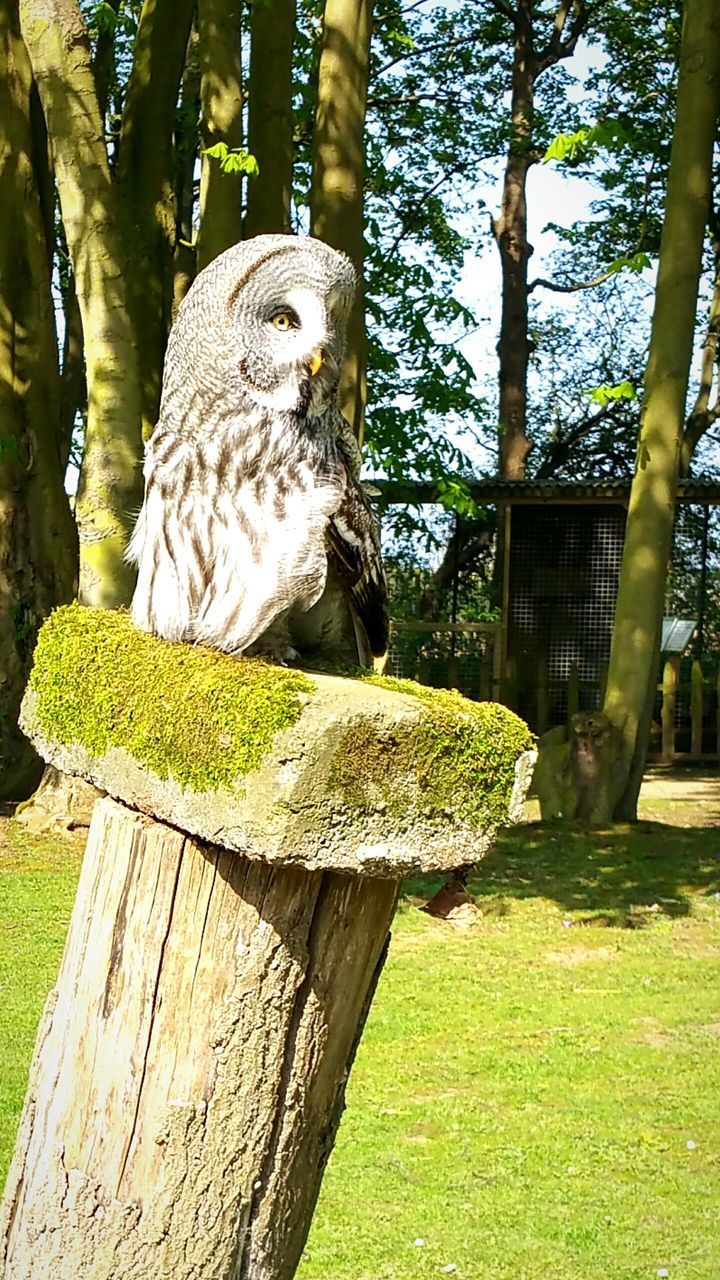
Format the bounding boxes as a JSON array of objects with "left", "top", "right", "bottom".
[
  {"left": 2, "top": 799, "right": 397, "bottom": 1280},
  {"left": 2, "top": 604, "right": 536, "bottom": 1280},
  {"left": 690, "top": 659, "right": 704, "bottom": 757},
  {"left": 479, "top": 644, "right": 492, "bottom": 702},
  {"left": 661, "top": 656, "right": 679, "bottom": 762}
]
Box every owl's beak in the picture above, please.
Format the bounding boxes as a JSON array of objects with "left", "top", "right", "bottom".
[{"left": 308, "top": 348, "right": 325, "bottom": 377}]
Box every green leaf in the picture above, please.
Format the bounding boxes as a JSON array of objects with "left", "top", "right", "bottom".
[
  {"left": 202, "top": 144, "right": 259, "bottom": 177},
  {"left": 606, "top": 251, "right": 652, "bottom": 276},
  {"left": 435, "top": 476, "right": 479, "bottom": 519},
  {"left": 202, "top": 142, "right": 229, "bottom": 161},
  {"left": 586, "top": 380, "right": 637, "bottom": 406},
  {"left": 93, "top": 1, "right": 118, "bottom": 34},
  {"left": 543, "top": 120, "right": 629, "bottom": 165}
]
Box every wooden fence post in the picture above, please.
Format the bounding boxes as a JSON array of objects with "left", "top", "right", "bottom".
[
  {"left": 691, "top": 660, "right": 704, "bottom": 757},
  {"left": 1, "top": 605, "right": 535, "bottom": 1280},
  {"left": 479, "top": 645, "right": 492, "bottom": 702},
  {"left": 661, "top": 656, "right": 679, "bottom": 762}
]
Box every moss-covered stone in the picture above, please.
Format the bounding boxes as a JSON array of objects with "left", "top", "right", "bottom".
[
  {"left": 330, "top": 674, "right": 534, "bottom": 834},
  {"left": 26, "top": 604, "right": 314, "bottom": 792},
  {"left": 21, "top": 605, "right": 536, "bottom": 875}
]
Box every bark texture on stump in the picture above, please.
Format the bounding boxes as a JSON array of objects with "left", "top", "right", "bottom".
[{"left": 1, "top": 797, "right": 397, "bottom": 1280}]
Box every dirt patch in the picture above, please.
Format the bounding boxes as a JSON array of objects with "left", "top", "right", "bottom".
[
  {"left": 640, "top": 768, "right": 719, "bottom": 802},
  {"left": 634, "top": 1016, "right": 675, "bottom": 1048},
  {"left": 543, "top": 945, "right": 616, "bottom": 966}
]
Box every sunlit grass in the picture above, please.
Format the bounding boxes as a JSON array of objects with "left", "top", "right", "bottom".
[
  {"left": 1, "top": 802, "right": 718, "bottom": 1278},
  {"left": 0, "top": 820, "right": 82, "bottom": 1182},
  {"left": 299, "top": 814, "right": 720, "bottom": 1280}
]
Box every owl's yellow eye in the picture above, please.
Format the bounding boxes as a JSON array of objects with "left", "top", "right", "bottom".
[{"left": 271, "top": 311, "right": 296, "bottom": 331}]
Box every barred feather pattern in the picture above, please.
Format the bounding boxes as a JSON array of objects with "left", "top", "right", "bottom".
[{"left": 128, "top": 235, "right": 388, "bottom": 662}]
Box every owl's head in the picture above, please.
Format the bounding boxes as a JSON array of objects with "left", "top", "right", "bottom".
[{"left": 163, "top": 235, "right": 356, "bottom": 424}]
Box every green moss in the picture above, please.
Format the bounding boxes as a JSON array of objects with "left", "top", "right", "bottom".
[
  {"left": 331, "top": 674, "right": 535, "bottom": 832},
  {"left": 27, "top": 604, "right": 313, "bottom": 792},
  {"left": 26, "top": 607, "right": 533, "bottom": 827}
]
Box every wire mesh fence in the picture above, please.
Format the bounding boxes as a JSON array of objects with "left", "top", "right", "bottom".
[{"left": 388, "top": 621, "right": 500, "bottom": 702}]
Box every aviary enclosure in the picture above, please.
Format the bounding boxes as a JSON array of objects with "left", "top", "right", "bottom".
[{"left": 380, "top": 477, "right": 720, "bottom": 760}]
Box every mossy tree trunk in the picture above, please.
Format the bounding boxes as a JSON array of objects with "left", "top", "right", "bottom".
[
  {"left": 115, "top": 0, "right": 195, "bottom": 439},
  {"left": 602, "top": 0, "right": 720, "bottom": 821},
  {"left": 20, "top": 0, "right": 144, "bottom": 607},
  {"left": 534, "top": 0, "right": 720, "bottom": 824},
  {"left": 196, "top": 0, "right": 245, "bottom": 270},
  {"left": 0, "top": 0, "right": 77, "bottom": 798},
  {"left": 310, "top": 0, "right": 372, "bottom": 443},
  {"left": 245, "top": 0, "right": 296, "bottom": 237}
]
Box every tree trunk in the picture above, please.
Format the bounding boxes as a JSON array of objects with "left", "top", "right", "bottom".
[
  {"left": 1, "top": 797, "right": 397, "bottom": 1279},
  {"left": 196, "top": 0, "right": 244, "bottom": 270},
  {"left": 173, "top": 27, "right": 200, "bottom": 315},
  {"left": 596, "top": 0, "right": 719, "bottom": 820},
  {"left": 310, "top": 0, "right": 372, "bottom": 443},
  {"left": 491, "top": 1, "right": 591, "bottom": 479},
  {"left": 680, "top": 223, "right": 720, "bottom": 473},
  {"left": 533, "top": 0, "right": 720, "bottom": 825},
  {"left": 20, "top": 0, "right": 144, "bottom": 607},
  {"left": 115, "top": 0, "right": 195, "bottom": 438},
  {"left": 492, "top": 0, "right": 534, "bottom": 479},
  {"left": 0, "top": 0, "right": 78, "bottom": 799},
  {"left": 245, "top": 0, "right": 296, "bottom": 237},
  {"left": 58, "top": 266, "right": 85, "bottom": 474}
]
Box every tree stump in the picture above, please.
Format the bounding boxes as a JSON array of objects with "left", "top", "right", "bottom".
[{"left": 1, "top": 605, "right": 534, "bottom": 1280}]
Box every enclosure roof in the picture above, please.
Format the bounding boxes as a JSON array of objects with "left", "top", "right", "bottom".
[
  {"left": 372, "top": 475, "right": 720, "bottom": 506},
  {"left": 661, "top": 617, "right": 697, "bottom": 654}
]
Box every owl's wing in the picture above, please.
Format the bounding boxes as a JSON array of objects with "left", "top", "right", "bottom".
[{"left": 326, "top": 474, "right": 389, "bottom": 658}]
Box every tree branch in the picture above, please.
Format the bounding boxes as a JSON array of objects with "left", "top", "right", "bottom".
[
  {"left": 528, "top": 263, "right": 620, "bottom": 294},
  {"left": 382, "top": 167, "right": 459, "bottom": 260},
  {"left": 93, "top": 0, "right": 120, "bottom": 122},
  {"left": 535, "top": 0, "right": 591, "bottom": 75},
  {"left": 374, "top": 33, "right": 478, "bottom": 78},
  {"left": 487, "top": 0, "right": 516, "bottom": 22},
  {"left": 536, "top": 399, "right": 629, "bottom": 478}
]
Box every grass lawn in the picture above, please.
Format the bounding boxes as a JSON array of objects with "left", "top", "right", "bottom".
[{"left": 1, "top": 785, "right": 719, "bottom": 1279}]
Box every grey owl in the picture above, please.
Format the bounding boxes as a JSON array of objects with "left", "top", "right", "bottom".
[{"left": 128, "top": 234, "right": 388, "bottom": 666}]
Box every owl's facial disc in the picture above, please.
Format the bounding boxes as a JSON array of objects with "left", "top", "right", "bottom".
[{"left": 252, "top": 284, "right": 343, "bottom": 415}]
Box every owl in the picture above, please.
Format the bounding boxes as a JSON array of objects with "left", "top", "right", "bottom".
[{"left": 127, "top": 234, "right": 388, "bottom": 667}]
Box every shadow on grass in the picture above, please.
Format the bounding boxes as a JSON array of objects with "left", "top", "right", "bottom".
[{"left": 402, "top": 821, "right": 720, "bottom": 925}]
